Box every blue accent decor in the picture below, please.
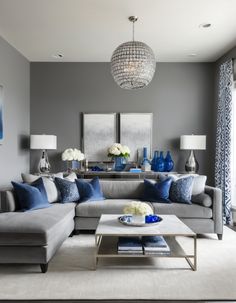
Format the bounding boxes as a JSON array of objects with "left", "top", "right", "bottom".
[
  {"left": 143, "top": 178, "right": 172, "bottom": 202},
  {"left": 151, "top": 150, "right": 159, "bottom": 171},
  {"left": 11, "top": 179, "right": 50, "bottom": 211},
  {"left": 164, "top": 151, "right": 174, "bottom": 172},
  {"left": 113, "top": 156, "right": 126, "bottom": 171},
  {"left": 145, "top": 215, "right": 161, "bottom": 223},
  {"left": 75, "top": 177, "right": 104, "bottom": 202},
  {"left": 54, "top": 178, "right": 80, "bottom": 203},
  {"left": 169, "top": 176, "right": 194, "bottom": 204},
  {"left": 156, "top": 151, "right": 165, "bottom": 172},
  {"left": 141, "top": 147, "right": 151, "bottom": 166}
]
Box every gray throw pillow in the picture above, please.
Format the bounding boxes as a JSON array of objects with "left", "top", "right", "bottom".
[
  {"left": 191, "top": 192, "right": 212, "bottom": 207},
  {"left": 191, "top": 175, "right": 207, "bottom": 196}
]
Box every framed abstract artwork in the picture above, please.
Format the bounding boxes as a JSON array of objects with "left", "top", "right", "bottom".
[
  {"left": 0, "top": 85, "right": 3, "bottom": 144},
  {"left": 82, "top": 113, "right": 117, "bottom": 161},
  {"left": 120, "top": 113, "right": 153, "bottom": 162}
]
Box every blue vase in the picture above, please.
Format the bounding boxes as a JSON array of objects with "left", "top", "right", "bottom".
[
  {"left": 151, "top": 151, "right": 159, "bottom": 171},
  {"left": 113, "top": 156, "right": 126, "bottom": 171},
  {"left": 156, "top": 151, "right": 165, "bottom": 172},
  {"left": 141, "top": 147, "right": 151, "bottom": 171},
  {"left": 164, "top": 151, "right": 174, "bottom": 172}
]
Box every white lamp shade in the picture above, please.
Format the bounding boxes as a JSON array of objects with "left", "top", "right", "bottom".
[
  {"left": 180, "top": 135, "right": 206, "bottom": 150},
  {"left": 30, "top": 135, "right": 57, "bottom": 150}
]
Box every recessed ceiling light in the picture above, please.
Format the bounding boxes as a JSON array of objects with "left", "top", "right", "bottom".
[
  {"left": 199, "top": 23, "right": 211, "bottom": 28},
  {"left": 188, "top": 53, "right": 197, "bottom": 57},
  {"left": 52, "top": 53, "right": 64, "bottom": 59}
]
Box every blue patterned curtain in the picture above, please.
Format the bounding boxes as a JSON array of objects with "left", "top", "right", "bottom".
[{"left": 215, "top": 59, "right": 233, "bottom": 224}]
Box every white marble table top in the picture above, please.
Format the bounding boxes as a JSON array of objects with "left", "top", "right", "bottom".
[{"left": 96, "top": 214, "right": 196, "bottom": 237}]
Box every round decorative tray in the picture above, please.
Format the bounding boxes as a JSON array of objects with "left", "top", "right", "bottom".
[{"left": 118, "top": 215, "right": 163, "bottom": 227}]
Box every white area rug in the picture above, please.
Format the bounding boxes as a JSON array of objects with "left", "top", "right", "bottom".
[{"left": 0, "top": 227, "right": 236, "bottom": 301}]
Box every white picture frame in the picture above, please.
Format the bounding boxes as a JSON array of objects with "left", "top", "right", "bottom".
[
  {"left": 120, "top": 113, "right": 153, "bottom": 162},
  {"left": 82, "top": 113, "right": 117, "bottom": 161}
]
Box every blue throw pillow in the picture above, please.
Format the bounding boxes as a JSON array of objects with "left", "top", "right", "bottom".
[
  {"left": 143, "top": 178, "right": 172, "bottom": 202},
  {"left": 54, "top": 177, "right": 80, "bottom": 203},
  {"left": 169, "top": 176, "right": 194, "bottom": 204},
  {"left": 75, "top": 177, "right": 104, "bottom": 202},
  {"left": 12, "top": 178, "right": 50, "bottom": 211}
]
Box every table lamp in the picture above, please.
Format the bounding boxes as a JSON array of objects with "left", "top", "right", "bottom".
[
  {"left": 30, "top": 134, "right": 57, "bottom": 173},
  {"left": 180, "top": 135, "right": 206, "bottom": 173}
]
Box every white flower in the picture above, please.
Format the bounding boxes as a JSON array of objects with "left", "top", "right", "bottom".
[
  {"left": 62, "top": 148, "right": 85, "bottom": 161},
  {"left": 123, "top": 201, "right": 153, "bottom": 216},
  {"left": 108, "top": 143, "right": 130, "bottom": 158}
]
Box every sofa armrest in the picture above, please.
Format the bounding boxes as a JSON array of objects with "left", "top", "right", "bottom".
[
  {"left": 204, "top": 185, "right": 223, "bottom": 234},
  {"left": 0, "top": 190, "right": 18, "bottom": 212}
]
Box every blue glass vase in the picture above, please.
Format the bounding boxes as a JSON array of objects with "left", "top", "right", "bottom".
[
  {"left": 113, "top": 156, "right": 126, "bottom": 171},
  {"left": 164, "top": 151, "right": 174, "bottom": 172},
  {"left": 151, "top": 150, "right": 159, "bottom": 171},
  {"left": 156, "top": 151, "right": 165, "bottom": 172},
  {"left": 141, "top": 147, "right": 151, "bottom": 171}
]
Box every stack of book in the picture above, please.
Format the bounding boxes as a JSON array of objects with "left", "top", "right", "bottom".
[
  {"left": 142, "top": 236, "right": 170, "bottom": 255},
  {"left": 117, "top": 237, "right": 143, "bottom": 254}
]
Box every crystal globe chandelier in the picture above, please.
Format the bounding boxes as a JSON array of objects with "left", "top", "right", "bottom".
[{"left": 111, "top": 16, "right": 156, "bottom": 90}]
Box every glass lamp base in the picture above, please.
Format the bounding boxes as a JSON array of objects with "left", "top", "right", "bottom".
[
  {"left": 185, "top": 150, "right": 199, "bottom": 173},
  {"left": 38, "top": 149, "right": 51, "bottom": 173}
]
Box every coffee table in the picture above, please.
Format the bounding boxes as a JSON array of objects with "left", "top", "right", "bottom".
[{"left": 95, "top": 214, "right": 197, "bottom": 270}]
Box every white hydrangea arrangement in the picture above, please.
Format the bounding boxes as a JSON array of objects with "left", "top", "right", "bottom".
[
  {"left": 62, "top": 148, "right": 85, "bottom": 161},
  {"left": 123, "top": 201, "right": 154, "bottom": 216},
  {"left": 107, "top": 143, "right": 130, "bottom": 158}
]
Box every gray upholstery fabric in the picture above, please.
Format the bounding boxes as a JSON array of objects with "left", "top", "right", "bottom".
[
  {"left": 0, "top": 190, "right": 19, "bottom": 212},
  {"left": 76, "top": 199, "right": 212, "bottom": 219},
  {"left": 100, "top": 180, "right": 145, "bottom": 199},
  {"left": 205, "top": 185, "right": 223, "bottom": 234},
  {"left": 75, "top": 217, "right": 99, "bottom": 230},
  {"left": 153, "top": 202, "right": 212, "bottom": 218},
  {"left": 76, "top": 199, "right": 143, "bottom": 217},
  {"left": 192, "top": 193, "right": 212, "bottom": 207},
  {"left": 180, "top": 218, "right": 215, "bottom": 234},
  {"left": 0, "top": 203, "right": 75, "bottom": 246}
]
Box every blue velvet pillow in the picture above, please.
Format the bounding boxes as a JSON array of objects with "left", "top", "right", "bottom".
[
  {"left": 169, "top": 176, "right": 194, "bottom": 204},
  {"left": 54, "top": 177, "right": 80, "bottom": 203},
  {"left": 143, "top": 178, "right": 172, "bottom": 202},
  {"left": 12, "top": 178, "right": 50, "bottom": 211},
  {"left": 75, "top": 177, "right": 104, "bottom": 202}
]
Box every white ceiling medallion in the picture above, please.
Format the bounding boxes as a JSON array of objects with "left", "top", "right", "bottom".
[{"left": 111, "top": 16, "right": 156, "bottom": 90}]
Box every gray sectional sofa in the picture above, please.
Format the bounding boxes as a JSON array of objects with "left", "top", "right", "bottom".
[{"left": 0, "top": 177, "right": 223, "bottom": 273}]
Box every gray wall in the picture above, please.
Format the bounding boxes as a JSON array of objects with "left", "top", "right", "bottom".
[
  {"left": 0, "top": 36, "right": 30, "bottom": 189},
  {"left": 30, "top": 62, "right": 215, "bottom": 184}
]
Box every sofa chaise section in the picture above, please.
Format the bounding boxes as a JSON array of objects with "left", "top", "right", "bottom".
[{"left": 0, "top": 202, "right": 75, "bottom": 273}]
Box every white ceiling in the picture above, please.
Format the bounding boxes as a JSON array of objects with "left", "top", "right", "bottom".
[{"left": 0, "top": 0, "right": 236, "bottom": 62}]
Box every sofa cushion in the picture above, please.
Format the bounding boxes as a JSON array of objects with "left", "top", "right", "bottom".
[
  {"left": 11, "top": 180, "right": 50, "bottom": 211},
  {"left": 100, "top": 180, "right": 145, "bottom": 199},
  {"left": 169, "top": 176, "right": 194, "bottom": 204},
  {"left": 76, "top": 199, "right": 145, "bottom": 217},
  {"left": 75, "top": 177, "right": 104, "bottom": 202},
  {"left": 55, "top": 177, "right": 80, "bottom": 203},
  {"left": 0, "top": 203, "right": 75, "bottom": 246},
  {"left": 152, "top": 202, "right": 212, "bottom": 219},
  {"left": 143, "top": 178, "right": 172, "bottom": 202},
  {"left": 191, "top": 192, "right": 212, "bottom": 207},
  {"left": 21, "top": 173, "right": 62, "bottom": 203}
]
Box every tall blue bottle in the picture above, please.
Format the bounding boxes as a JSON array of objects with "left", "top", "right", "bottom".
[
  {"left": 164, "top": 151, "right": 174, "bottom": 172},
  {"left": 151, "top": 151, "right": 159, "bottom": 171},
  {"left": 141, "top": 147, "right": 151, "bottom": 171},
  {"left": 157, "top": 151, "right": 165, "bottom": 172}
]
